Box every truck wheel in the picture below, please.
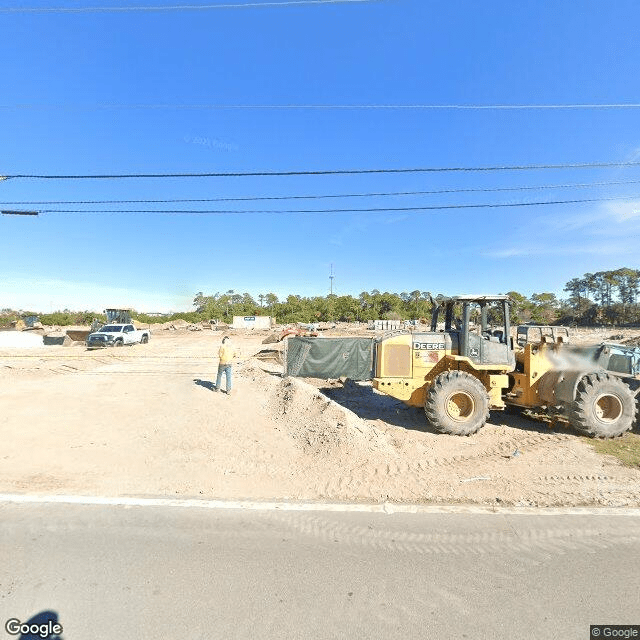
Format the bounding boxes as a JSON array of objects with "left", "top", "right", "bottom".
[
  {"left": 140, "top": 335, "right": 148, "bottom": 344},
  {"left": 114, "top": 339, "right": 123, "bottom": 348},
  {"left": 424, "top": 370, "right": 490, "bottom": 436},
  {"left": 568, "top": 373, "right": 636, "bottom": 438}
]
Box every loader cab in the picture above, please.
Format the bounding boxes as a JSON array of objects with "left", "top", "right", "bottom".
[
  {"left": 431, "top": 295, "right": 515, "bottom": 368},
  {"left": 105, "top": 308, "right": 133, "bottom": 324}
]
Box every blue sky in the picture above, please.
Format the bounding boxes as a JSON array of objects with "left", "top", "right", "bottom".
[{"left": 1, "top": 0, "right": 640, "bottom": 312}]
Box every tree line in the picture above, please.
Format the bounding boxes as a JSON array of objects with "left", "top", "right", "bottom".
[
  {"left": 192, "top": 268, "right": 640, "bottom": 326},
  {"left": 2, "top": 267, "right": 637, "bottom": 327},
  {"left": 562, "top": 268, "right": 640, "bottom": 325}
]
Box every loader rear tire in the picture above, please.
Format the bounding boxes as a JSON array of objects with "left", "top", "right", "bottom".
[
  {"left": 424, "top": 370, "right": 490, "bottom": 436},
  {"left": 568, "top": 373, "right": 636, "bottom": 438}
]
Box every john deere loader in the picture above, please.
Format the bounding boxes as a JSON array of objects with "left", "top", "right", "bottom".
[{"left": 285, "top": 295, "right": 637, "bottom": 438}]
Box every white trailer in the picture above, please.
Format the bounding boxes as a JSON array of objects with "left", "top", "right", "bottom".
[{"left": 232, "top": 316, "right": 274, "bottom": 330}]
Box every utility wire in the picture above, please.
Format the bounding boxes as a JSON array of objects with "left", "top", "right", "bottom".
[
  {"left": 36, "top": 193, "right": 640, "bottom": 214},
  {"left": 3, "top": 178, "right": 640, "bottom": 206},
  {"left": 4, "top": 102, "right": 640, "bottom": 110},
  {"left": 0, "top": 0, "right": 377, "bottom": 13},
  {"left": 5, "top": 160, "right": 640, "bottom": 180}
]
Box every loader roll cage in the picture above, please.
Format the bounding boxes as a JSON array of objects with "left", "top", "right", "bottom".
[
  {"left": 429, "top": 295, "right": 514, "bottom": 367},
  {"left": 430, "top": 295, "right": 512, "bottom": 342}
]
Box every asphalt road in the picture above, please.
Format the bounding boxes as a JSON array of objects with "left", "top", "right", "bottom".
[{"left": 1, "top": 502, "right": 639, "bottom": 640}]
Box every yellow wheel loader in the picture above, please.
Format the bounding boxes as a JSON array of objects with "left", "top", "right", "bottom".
[
  {"left": 372, "top": 295, "right": 636, "bottom": 437},
  {"left": 286, "top": 295, "right": 637, "bottom": 438}
]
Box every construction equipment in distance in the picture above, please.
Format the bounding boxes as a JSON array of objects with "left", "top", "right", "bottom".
[
  {"left": 65, "top": 309, "right": 133, "bottom": 343},
  {"left": 286, "top": 295, "right": 637, "bottom": 438}
]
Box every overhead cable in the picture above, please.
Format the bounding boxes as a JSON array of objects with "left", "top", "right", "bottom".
[
  {"left": 3, "top": 178, "right": 640, "bottom": 206},
  {"left": 36, "top": 193, "right": 640, "bottom": 214},
  {"left": 0, "top": 0, "right": 378, "bottom": 13},
  {"left": 3, "top": 102, "right": 640, "bottom": 110},
  {"left": 5, "top": 160, "right": 640, "bottom": 180}
]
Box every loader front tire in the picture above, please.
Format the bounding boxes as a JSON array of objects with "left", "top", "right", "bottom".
[
  {"left": 568, "top": 373, "right": 636, "bottom": 438},
  {"left": 424, "top": 370, "right": 490, "bottom": 436}
]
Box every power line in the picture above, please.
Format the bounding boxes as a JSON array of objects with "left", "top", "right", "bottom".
[
  {"left": 35, "top": 193, "right": 640, "bottom": 214},
  {"left": 5, "top": 160, "right": 640, "bottom": 181},
  {"left": 3, "top": 102, "right": 640, "bottom": 110},
  {"left": 3, "top": 178, "right": 640, "bottom": 206},
  {"left": 0, "top": 0, "right": 377, "bottom": 13}
]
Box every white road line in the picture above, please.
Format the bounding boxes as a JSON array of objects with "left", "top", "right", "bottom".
[{"left": 0, "top": 493, "right": 639, "bottom": 516}]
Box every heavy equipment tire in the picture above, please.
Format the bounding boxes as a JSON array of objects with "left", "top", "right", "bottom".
[
  {"left": 424, "top": 370, "right": 490, "bottom": 436},
  {"left": 568, "top": 373, "right": 636, "bottom": 438},
  {"left": 140, "top": 335, "right": 149, "bottom": 344},
  {"left": 114, "top": 339, "right": 123, "bottom": 348}
]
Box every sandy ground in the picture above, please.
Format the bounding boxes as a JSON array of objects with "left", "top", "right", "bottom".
[{"left": 1, "top": 326, "right": 639, "bottom": 507}]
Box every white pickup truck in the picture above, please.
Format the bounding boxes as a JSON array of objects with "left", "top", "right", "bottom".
[{"left": 86, "top": 323, "right": 150, "bottom": 349}]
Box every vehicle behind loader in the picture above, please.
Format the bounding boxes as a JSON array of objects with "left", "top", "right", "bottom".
[{"left": 514, "top": 327, "right": 639, "bottom": 429}]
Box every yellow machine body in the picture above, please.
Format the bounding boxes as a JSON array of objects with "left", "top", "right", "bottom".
[
  {"left": 508, "top": 342, "right": 596, "bottom": 409},
  {"left": 365, "top": 297, "right": 635, "bottom": 438},
  {"left": 372, "top": 332, "right": 511, "bottom": 410},
  {"left": 509, "top": 343, "right": 556, "bottom": 407}
]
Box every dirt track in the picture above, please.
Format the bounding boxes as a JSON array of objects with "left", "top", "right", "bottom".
[{"left": 1, "top": 328, "right": 639, "bottom": 506}]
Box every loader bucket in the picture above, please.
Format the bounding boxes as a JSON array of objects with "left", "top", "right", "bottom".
[{"left": 65, "top": 328, "right": 91, "bottom": 343}]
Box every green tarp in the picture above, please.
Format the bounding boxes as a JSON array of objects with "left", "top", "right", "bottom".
[{"left": 285, "top": 337, "right": 375, "bottom": 381}]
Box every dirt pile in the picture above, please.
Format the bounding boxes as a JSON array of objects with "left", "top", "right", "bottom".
[
  {"left": 236, "top": 355, "right": 395, "bottom": 460},
  {"left": 236, "top": 358, "right": 276, "bottom": 381},
  {"left": 147, "top": 319, "right": 193, "bottom": 332},
  {"left": 269, "top": 376, "right": 395, "bottom": 460}
]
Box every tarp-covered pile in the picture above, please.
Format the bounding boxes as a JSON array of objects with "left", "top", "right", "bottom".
[{"left": 285, "top": 337, "right": 375, "bottom": 381}]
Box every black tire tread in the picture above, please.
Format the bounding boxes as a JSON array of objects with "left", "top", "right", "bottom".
[
  {"left": 424, "top": 370, "right": 490, "bottom": 436},
  {"left": 568, "top": 372, "right": 636, "bottom": 438}
]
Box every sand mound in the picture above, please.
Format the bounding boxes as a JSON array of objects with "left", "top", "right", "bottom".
[
  {"left": 269, "top": 376, "right": 394, "bottom": 459},
  {"left": 236, "top": 358, "right": 276, "bottom": 380}
]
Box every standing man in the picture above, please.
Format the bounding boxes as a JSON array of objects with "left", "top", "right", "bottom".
[{"left": 215, "top": 335, "right": 235, "bottom": 395}]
